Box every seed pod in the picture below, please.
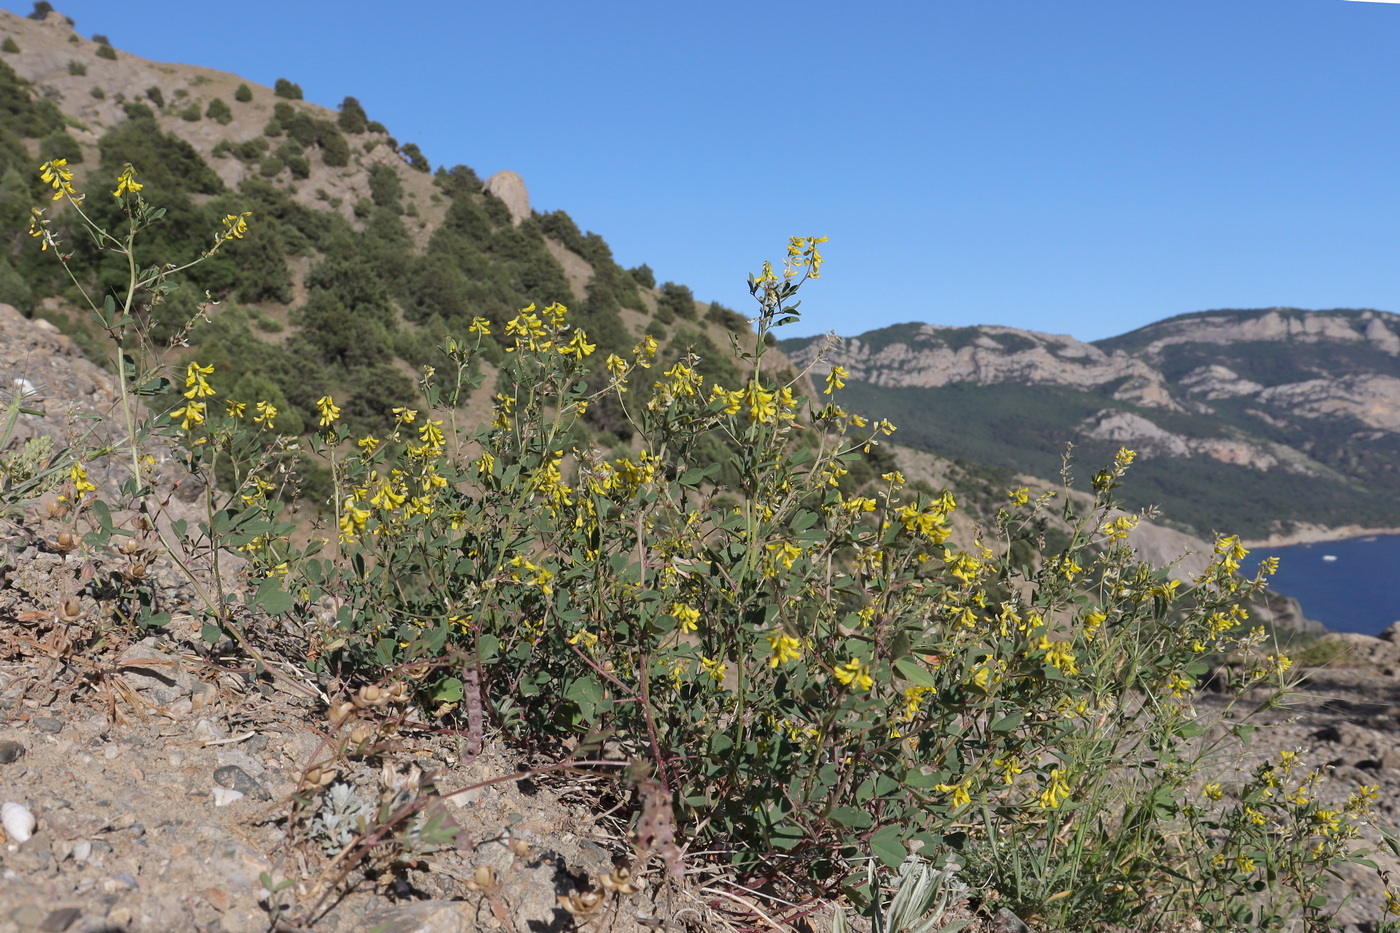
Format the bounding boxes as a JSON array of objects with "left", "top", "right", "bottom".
[
  {"left": 599, "top": 867, "right": 642, "bottom": 895},
  {"left": 54, "top": 531, "right": 78, "bottom": 554},
  {"left": 2, "top": 802, "right": 36, "bottom": 844},
  {"left": 326, "top": 700, "right": 356, "bottom": 727},
  {"left": 299, "top": 766, "right": 337, "bottom": 791},
  {"left": 355, "top": 684, "right": 385, "bottom": 708},
  {"left": 43, "top": 501, "right": 68, "bottom": 521},
  {"left": 558, "top": 891, "right": 604, "bottom": 917},
  {"left": 58, "top": 595, "right": 82, "bottom": 623}
]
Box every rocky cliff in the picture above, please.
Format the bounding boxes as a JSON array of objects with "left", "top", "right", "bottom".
[{"left": 782, "top": 308, "right": 1400, "bottom": 540}]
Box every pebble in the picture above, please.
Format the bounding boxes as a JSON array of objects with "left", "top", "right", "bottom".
[
  {"left": 213, "top": 765, "right": 270, "bottom": 801},
  {"left": 0, "top": 739, "right": 25, "bottom": 763},
  {"left": 193, "top": 719, "right": 227, "bottom": 744},
  {"left": 38, "top": 907, "right": 82, "bottom": 932},
  {"left": 71, "top": 840, "right": 91, "bottom": 863},
  {"left": 31, "top": 717, "right": 62, "bottom": 734},
  {"left": 9, "top": 905, "right": 43, "bottom": 928},
  {"left": 212, "top": 786, "right": 244, "bottom": 807}
]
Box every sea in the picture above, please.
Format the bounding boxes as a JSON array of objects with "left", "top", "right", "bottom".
[{"left": 1241, "top": 534, "right": 1400, "bottom": 636}]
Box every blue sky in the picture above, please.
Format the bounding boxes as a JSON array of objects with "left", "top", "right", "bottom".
[{"left": 23, "top": 1, "right": 1400, "bottom": 342}]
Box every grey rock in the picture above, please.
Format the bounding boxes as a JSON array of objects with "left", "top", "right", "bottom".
[
  {"left": 213, "top": 764, "right": 270, "bottom": 801},
  {"left": 9, "top": 904, "right": 44, "bottom": 929},
  {"left": 482, "top": 170, "right": 530, "bottom": 226},
  {"left": 0, "top": 738, "right": 25, "bottom": 763},
  {"left": 993, "top": 907, "right": 1032, "bottom": 933},
  {"left": 31, "top": 717, "right": 61, "bottom": 734},
  {"left": 359, "top": 900, "right": 474, "bottom": 933},
  {"left": 38, "top": 907, "right": 82, "bottom": 932}
]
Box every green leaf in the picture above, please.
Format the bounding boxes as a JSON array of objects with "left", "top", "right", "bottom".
[
  {"left": 868, "top": 825, "right": 907, "bottom": 869},
  {"left": 827, "top": 806, "right": 872, "bottom": 829},
  {"left": 201, "top": 622, "right": 223, "bottom": 644},
  {"left": 1173, "top": 721, "right": 1205, "bottom": 739},
  {"left": 254, "top": 579, "right": 294, "bottom": 615},
  {"left": 432, "top": 678, "right": 463, "bottom": 703},
  {"left": 991, "top": 712, "right": 1023, "bottom": 733},
  {"left": 892, "top": 657, "right": 938, "bottom": 687}
]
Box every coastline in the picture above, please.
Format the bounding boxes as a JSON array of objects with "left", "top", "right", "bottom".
[{"left": 1242, "top": 525, "right": 1400, "bottom": 549}]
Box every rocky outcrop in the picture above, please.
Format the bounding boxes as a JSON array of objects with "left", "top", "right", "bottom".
[
  {"left": 786, "top": 324, "right": 1182, "bottom": 409},
  {"left": 482, "top": 169, "right": 530, "bottom": 225}
]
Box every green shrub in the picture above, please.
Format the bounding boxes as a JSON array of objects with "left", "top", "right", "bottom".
[
  {"left": 37, "top": 128, "right": 82, "bottom": 164},
  {"left": 20, "top": 149, "right": 1400, "bottom": 933},
  {"left": 95, "top": 43, "right": 116, "bottom": 60},
  {"left": 273, "top": 77, "right": 302, "bottom": 100},
  {"left": 145, "top": 86, "right": 163, "bottom": 108},
  {"left": 628, "top": 263, "right": 655, "bottom": 289},
  {"left": 234, "top": 83, "right": 252, "bottom": 103},
  {"left": 399, "top": 141, "right": 430, "bottom": 173},
  {"left": 27, "top": 2, "right": 52, "bottom": 19},
  {"left": 337, "top": 95, "right": 368, "bottom": 133},
  {"left": 91, "top": 33, "right": 110, "bottom": 44},
  {"left": 259, "top": 155, "right": 283, "bottom": 177},
  {"left": 0, "top": 38, "right": 16, "bottom": 54},
  {"left": 367, "top": 163, "right": 402, "bottom": 212},
  {"left": 206, "top": 97, "right": 232, "bottom": 125},
  {"left": 180, "top": 103, "right": 200, "bottom": 122},
  {"left": 315, "top": 120, "right": 349, "bottom": 167},
  {"left": 657, "top": 281, "right": 697, "bottom": 320},
  {"left": 262, "top": 118, "right": 281, "bottom": 137},
  {"left": 67, "top": 59, "right": 85, "bottom": 75},
  {"left": 89, "top": 86, "right": 103, "bottom": 99}
]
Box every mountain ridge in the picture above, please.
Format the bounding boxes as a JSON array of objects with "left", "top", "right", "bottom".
[{"left": 782, "top": 306, "right": 1400, "bottom": 540}]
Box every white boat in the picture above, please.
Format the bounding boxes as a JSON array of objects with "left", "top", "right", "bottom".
[{"left": 1322, "top": 555, "right": 1338, "bottom": 562}]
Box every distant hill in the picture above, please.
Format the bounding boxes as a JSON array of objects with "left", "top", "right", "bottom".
[
  {"left": 781, "top": 308, "right": 1400, "bottom": 540},
  {"left": 0, "top": 5, "right": 789, "bottom": 498}
]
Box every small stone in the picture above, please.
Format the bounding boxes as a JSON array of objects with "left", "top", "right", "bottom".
[
  {"left": 212, "top": 786, "right": 244, "bottom": 807},
  {"left": 213, "top": 765, "right": 270, "bottom": 801},
  {"left": 193, "top": 719, "right": 227, "bottom": 744},
  {"left": 0, "top": 739, "right": 25, "bottom": 763},
  {"left": 10, "top": 904, "right": 44, "bottom": 928},
  {"left": 191, "top": 681, "right": 218, "bottom": 709},
  {"left": 39, "top": 907, "right": 83, "bottom": 932},
  {"left": 31, "top": 717, "right": 62, "bottom": 734},
  {"left": 360, "top": 900, "right": 474, "bottom": 933},
  {"left": 71, "top": 840, "right": 91, "bottom": 863},
  {"left": 244, "top": 734, "right": 269, "bottom": 753}
]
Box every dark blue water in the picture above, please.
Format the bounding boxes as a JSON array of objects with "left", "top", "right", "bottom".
[{"left": 1242, "top": 534, "right": 1400, "bottom": 636}]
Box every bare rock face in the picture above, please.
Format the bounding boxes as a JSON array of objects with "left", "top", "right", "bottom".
[
  {"left": 482, "top": 170, "right": 530, "bottom": 226},
  {"left": 788, "top": 324, "right": 1182, "bottom": 409}
]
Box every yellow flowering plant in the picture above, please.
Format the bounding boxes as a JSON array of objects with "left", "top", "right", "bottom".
[{"left": 26, "top": 155, "right": 1396, "bottom": 929}]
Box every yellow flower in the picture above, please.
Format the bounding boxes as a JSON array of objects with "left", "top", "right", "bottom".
[
  {"left": 221, "top": 211, "right": 252, "bottom": 239},
  {"left": 418, "top": 419, "right": 445, "bottom": 449},
  {"left": 935, "top": 777, "right": 972, "bottom": 808},
  {"left": 1234, "top": 854, "right": 1256, "bottom": 874},
  {"left": 315, "top": 395, "right": 341, "bottom": 426},
  {"left": 823, "top": 366, "right": 848, "bottom": 395},
  {"left": 253, "top": 400, "right": 277, "bottom": 428},
  {"left": 1202, "top": 782, "right": 1224, "bottom": 802},
  {"left": 605, "top": 353, "right": 629, "bottom": 383},
  {"left": 995, "top": 757, "right": 1023, "bottom": 785},
  {"left": 39, "top": 159, "right": 77, "bottom": 200},
  {"left": 766, "top": 632, "right": 802, "bottom": 668},
  {"left": 182, "top": 361, "right": 215, "bottom": 399},
  {"left": 226, "top": 400, "right": 247, "bottom": 418},
  {"left": 475, "top": 451, "right": 496, "bottom": 475},
  {"left": 68, "top": 462, "right": 97, "bottom": 499},
  {"left": 700, "top": 656, "right": 728, "bottom": 683},
  {"left": 1039, "top": 767, "right": 1071, "bottom": 809},
  {"left": 744, "top": 382, "right": 777, "bottom": 424},
  {"left": 393, "top": 407, "right": 417, "bottom": 425},
  {"left": 671, "top": 602, "right": 701, "bottom": 634},
  {"left": 632, "top": 335, "right": 658, "bottom": 366},
  {"left": 357, "top": 435, "right": 380, "bottom": 454},
  {"left": 467, "top": 316, "right": 492, "bottom": 335},
  {"left": 833, "top": 657, "right": 873, "bottom": 691},
  {"left": 112, "top": 162, "right": 143, "bottom": 198},
  {"left": 171, "top": 400, "right": 207, "bottom": 431},
  {"left": 559, "top": 330, "right": 596, "bottom": 358}
]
